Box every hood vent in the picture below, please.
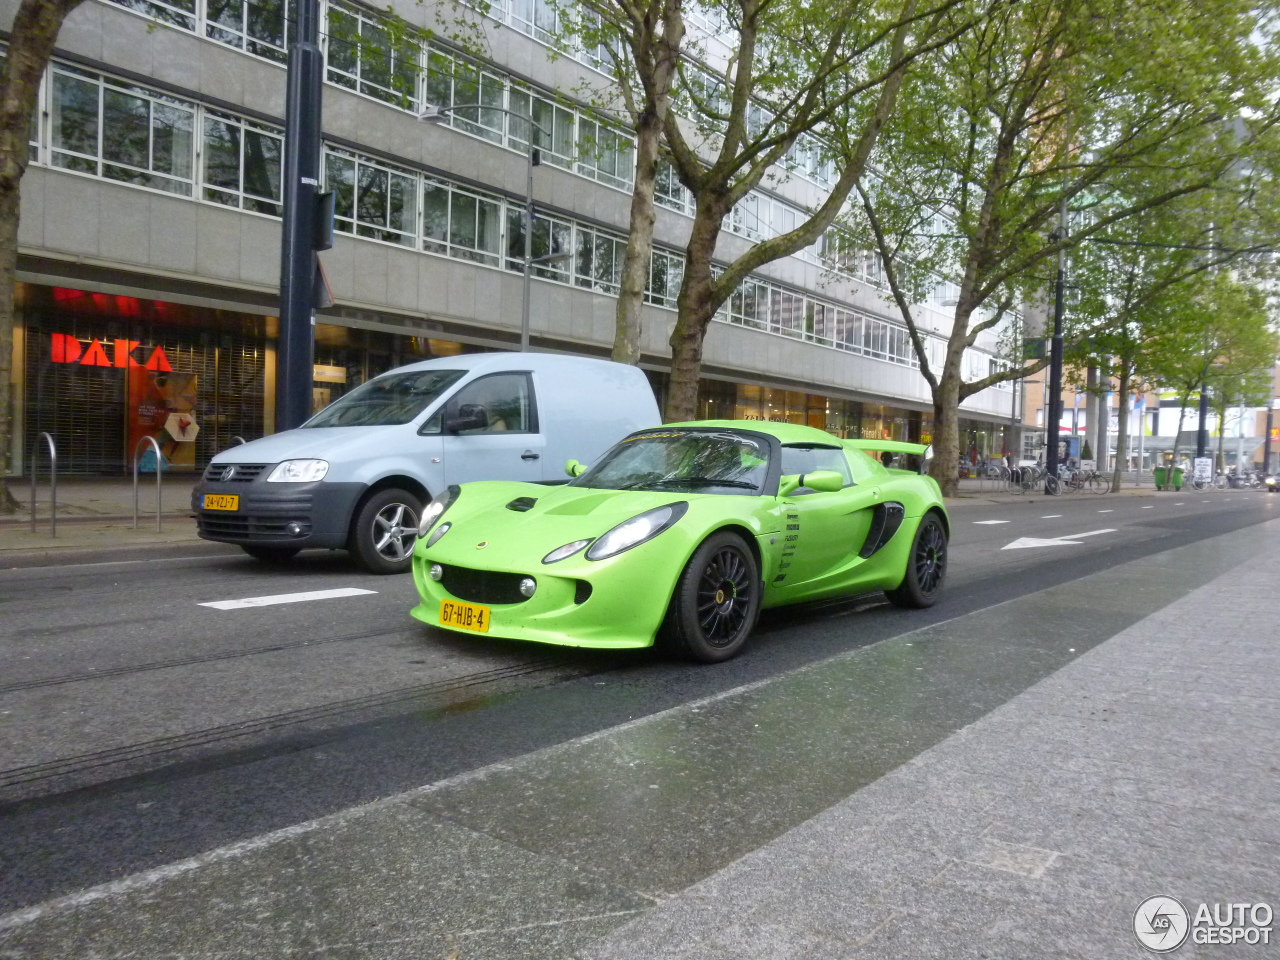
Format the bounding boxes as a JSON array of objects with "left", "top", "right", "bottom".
[{"left": 506, "top": 496, "right": 538, "bottom": 512}]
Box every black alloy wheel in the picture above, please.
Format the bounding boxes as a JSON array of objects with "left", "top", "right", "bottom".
[
  {"left": 885, "top": 513, "right": 948, "bottom": 609},
  {"left": 662, "top": 531, "right": 761, "bottom": 663},
  {"left": 349, "top": 487, "right": 423, "bottom": 574}
]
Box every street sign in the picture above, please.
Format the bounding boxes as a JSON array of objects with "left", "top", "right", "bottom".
[{"left": 1193, "top": 458, "right": 1213, "bottom": 481}]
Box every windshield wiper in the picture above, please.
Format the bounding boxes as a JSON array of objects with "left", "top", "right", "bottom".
[{"left": 638, "top": 477, "right": 757, "bottom": 489}]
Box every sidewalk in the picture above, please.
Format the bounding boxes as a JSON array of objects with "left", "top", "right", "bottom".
[
  {"left": 0, "top": 477, "right": 217, "bottom": 565},
  {"left": 0, "top": 514, "right": 1273, "bottom": 957}
]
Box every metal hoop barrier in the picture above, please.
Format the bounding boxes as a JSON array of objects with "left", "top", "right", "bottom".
[
  {"left": 230, "top": 436, "right": 247, "bottom": 446},
  {"left": 133, "top": 435, "right": 164, "bottom": 532},
  {"left": 29, "top": 432, "right": 57, "bottom": 537}
]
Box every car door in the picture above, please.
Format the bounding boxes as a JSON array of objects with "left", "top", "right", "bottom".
[
  {"left": 433, "top": 372, "right": 546, "bottom": 486},
  {"left": 772, "top": 444, "right": 876, "bottom": 591}
]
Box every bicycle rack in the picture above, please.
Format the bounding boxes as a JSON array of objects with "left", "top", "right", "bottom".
[
  {"left": 29, "top": 432, "right": 57, "bottom": 537},
  {"left": 230, "top": 436, "right": 247, "bottom": 446},
  {"left": 133, "top": 435, "right": 163, "bottom": 532}
]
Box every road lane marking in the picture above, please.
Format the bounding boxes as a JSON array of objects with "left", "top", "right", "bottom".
[
  {"left": 1142, "top": 506, "right": 1154, "bottom": 509},
  {"left": 1002, "top": 528, "right": 1116, "bottom": 551},
  {"left": 199, "top": 588, "right": 377, "bottom": 610},
  {"left": 1175, "top": 502, "right": 1185, "bottom": 505},
  {"left": 972, "top": 520, "right": 1009, "bottom": 525},
  {"left": 1098, "top": 509, "right": 1113, "bottom": 513},
  {"left": 1040, "top": 515, "right": 1062, "bottom": 518}
]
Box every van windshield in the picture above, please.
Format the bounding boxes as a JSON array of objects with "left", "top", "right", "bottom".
[{"left": 303, "top": 370, "right": 465, "bottom": 427}]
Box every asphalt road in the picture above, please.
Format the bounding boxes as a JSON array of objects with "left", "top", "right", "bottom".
[{"left": 1, "top": 488, "right": 1276, "bottom": 914}]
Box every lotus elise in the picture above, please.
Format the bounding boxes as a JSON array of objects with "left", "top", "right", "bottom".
[{"left": 410, "top": 421, "right": 948, "bottom": 662}]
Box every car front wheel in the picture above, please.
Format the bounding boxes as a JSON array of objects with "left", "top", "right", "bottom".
[
  {"left": 349, "top": 488, "right": 422, "bottom": 574},
  {"left": 661, "top": 531, "right": 761, "bottom": 663},
  {"left": 885, "top": 513, "right": 947, "bottom": 609}
]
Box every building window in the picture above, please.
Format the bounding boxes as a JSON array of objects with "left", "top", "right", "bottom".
[
  {"left": 423, "top": 178, "right": 503, "bottom": 266},
  {"left": 205, "top": 0, "right": 293, "bottom": 62},
  {"left": 654, "top": 158, "right": 690, "bottom": 215},
  {"left": 107, "top": 0, "right": 196, "bottom": 31},
  {"left": 425, "top": 48, "right": 505, "bottom": 144},
  {"left": 202, "top": 111, "right": 283, "bottom": 214},
  {"left": 507, "top": 0, "right": 561, "bottom": 44},
  {"left": 646, "top": 249, "right": 684, "bottom": 308},
  {"left": 507, "top": 86, "right": 576, "bottom": 169},
  {"left": 326, "top": 1, "right": 420, "bottom": 109},
  {"left": 576, "top": 118, "right": 634, "bottom": 190},
  {"left": 324, "top": 148, "right": 418, "bottom": 247},
  {"left": 505, "top": 208, "right": 572, "bottom": 281},
  {"left": 574, "top": 224, "right": 627, "bottom": 296},
  {"left": 50, "top": 65, "right": 195, "bottom": 195}
]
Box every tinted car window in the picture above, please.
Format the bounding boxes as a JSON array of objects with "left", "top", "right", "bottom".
[
  {"left": 303, "top": 370, "right": 464, "bottom": 427},
  {"left": 780, "top": 445, "right": 853, "bottom": 486},
  {"left": 573, "top": 430, "right": 770, "bottom": 495}
]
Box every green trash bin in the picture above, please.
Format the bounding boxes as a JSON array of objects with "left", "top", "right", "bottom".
[
  {"left": 1172, "top": 467, "right": 1184, "bottom": 491},
  {"left": 1153, "top": 466, "right": 1167, "bottom": 490}
]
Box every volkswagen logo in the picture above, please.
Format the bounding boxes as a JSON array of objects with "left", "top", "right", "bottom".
[{"left": 219, "top": 465, "right": 237, "bottom": 482}]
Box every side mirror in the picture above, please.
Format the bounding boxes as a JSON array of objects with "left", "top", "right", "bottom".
[
  {"left": 920, "top": 444, "right": 934, "bottom": 476},
  {"left": 565, "top": 459, "right": 587, "bottom": 477},
  {"left": 445, "top": 403, "right": 489, "bottom": 434}
]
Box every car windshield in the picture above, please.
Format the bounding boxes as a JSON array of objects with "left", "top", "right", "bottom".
[
  {"left": 302, "top": 370, "right": 464, "bottom": 427},
  {"left": 572, "top": 430, "right": 770, "bottom": 495}
]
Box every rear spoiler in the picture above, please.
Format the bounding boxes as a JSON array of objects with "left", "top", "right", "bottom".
[{"left": 844, "top": 439, "right": 930, "bottom": 456}]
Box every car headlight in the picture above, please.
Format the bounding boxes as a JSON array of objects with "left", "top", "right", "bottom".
[
  {"left": 418, "top": 485, "right": 460, "bottom": 537},
  {"left": 543, "top": 539, "right": 593, "bottom": 564},
  {"left": 266, "top": 459, "right": 328, "bottom": 482},
  {"left": 585, "top": 502, "right": 688, "bottom": 561},
  {"left": 425, "top": 522, "right": 451, "bottom": 547}
]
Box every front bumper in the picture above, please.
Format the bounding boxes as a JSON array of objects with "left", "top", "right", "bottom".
[
  {"left": 192, "top": 476, "right": 366, "bottom": 548},
  {"left": 409, "top": 545, "right": 685, "bottom": 650}
]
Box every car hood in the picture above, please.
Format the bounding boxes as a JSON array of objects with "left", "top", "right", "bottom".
[
  {"left": 209, "top": 427, "right": 398, "bottom": 465},
  {"left": 423, "top": 481, "right": 746, "bottom": 564}
]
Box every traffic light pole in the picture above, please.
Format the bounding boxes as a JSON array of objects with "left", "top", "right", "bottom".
[{"left": 276, "top": 0, "right": 324, "bottom": 432}]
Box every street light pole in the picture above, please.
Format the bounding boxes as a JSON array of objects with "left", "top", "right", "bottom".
[{"left": 421, "top": 105, "right": 546, "bottom": 352}]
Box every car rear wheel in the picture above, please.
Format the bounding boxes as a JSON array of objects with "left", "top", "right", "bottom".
[
  {"left": 661, "top": 531, "right": 760, "bottom": 663},
  {"left": 350, "top": 488, "right": 422, "bottom": 575},
  {"left": 885, "top": 513, "right": 947, "bottom": 609},
  {"left": 240, "top": 544, "right": 301, "bottom": 563}
]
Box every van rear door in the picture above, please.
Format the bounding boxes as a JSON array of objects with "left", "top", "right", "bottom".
[{"left": 438, "top": 372, "right": 545, "bottom": 485}]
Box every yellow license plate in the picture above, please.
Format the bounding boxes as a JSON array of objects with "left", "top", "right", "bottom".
[
  {"left": 202, "top": 494, "right": 240, "bottom": 511},
  {"left": 439, "top": 599, "right": 491, "bottom": 633}
]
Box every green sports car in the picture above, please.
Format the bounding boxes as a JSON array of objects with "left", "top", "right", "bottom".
[{"left": 409, "top": 420, "right": 948, "bottom": 662}]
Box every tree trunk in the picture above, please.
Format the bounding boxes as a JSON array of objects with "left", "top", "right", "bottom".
[
  {"left": 0, "top": 0, "right": 88, "bottom": 512},
  {"left": 612, "top": 109, "right": 661, "bottom": 366},
  {"left": 928, "top": 369, "right": 962, "bottom": 498},
  {"left": 664, "top": 205, "right": 725, "bottom": 422}
]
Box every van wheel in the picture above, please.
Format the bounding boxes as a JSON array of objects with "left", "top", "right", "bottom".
[
  {"left": 241, "top": 544, "right": 301, "bottom": 563},
  {"left": 350, "top": 488, "right": 422, "bottom": 574}
]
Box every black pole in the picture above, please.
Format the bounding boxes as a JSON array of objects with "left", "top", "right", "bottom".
[
  {"left": 276, "top": 0, "right": 324, "bottom": 432},
  {"left": 1264, "top": 402, "right": 1274, "bottom": 473},
  {"left": 1044, "top": 257, "right": 1066, "bottom": 487},
  {"left": 1196, "top": 383, "right": 1210, "bottom": 459}
]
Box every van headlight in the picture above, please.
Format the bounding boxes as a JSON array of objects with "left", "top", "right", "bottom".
[
  {"left": 266, "top": 459, "right": 328, "bottom": 482},
  {"left": 585, "top": 502, "right": 688, "bottom": 561},
  {"left": 418, "top": 485, "right": 461, "bottom": 537}
]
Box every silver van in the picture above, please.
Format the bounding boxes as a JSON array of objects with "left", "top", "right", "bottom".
[{"left": 192, "top": 353, "right": 660, "bottom": 573}]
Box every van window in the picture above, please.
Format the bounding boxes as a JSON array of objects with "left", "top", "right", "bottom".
[
  {"left": 780, "top": 445, "right": 853, "bottom": 486},
  {"left": 303, "top": 370, "right": 464, "bottom": 427},
  {"left": 423, "top": 372, "right": 535, "bottom": 435}
]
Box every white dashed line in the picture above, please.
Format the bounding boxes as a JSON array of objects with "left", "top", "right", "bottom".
[
  {"left": 1175, "top": 502, "right": 1185, "bottom": 505},
  {"left": 1098, "top": 509, "right": 1113, "bottom": 513},
  {"left": 1142, "top": 506, "right": 1154, "bottom": 509},
  {"left": 1040, "top": 515, "right": 1062, "bottom": 519},
  {"left": 199, "top": 588, "right": 377, "bottom": 610},
  {"left": 972, "top": 520, "right": 1010, "bottom": 525}
]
